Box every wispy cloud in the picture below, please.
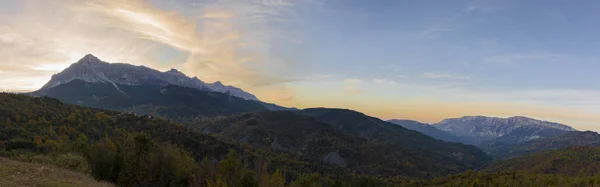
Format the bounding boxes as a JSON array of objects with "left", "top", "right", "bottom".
[
  {"left": 379, "top": 64, "right": 403, "bottom": 72},
  {"left": 344, "top": 78, "right": 364, "bottom": 94},
  {"left": 422, "top": 72, "right": 471, "bottom": 80},
  {"left": 483, "top": 52, "right": 569, "bottom": 65},
  {"left": 372, "top": 78, "right": 397, "bottom": 85},
  {"left": 417, "top": 25, "right": 456, "bottom": 40},
  {"left": 416, "top": 14, "right": 461, "bottom": 41},
  {"left": 466, "top": 1, "right": 503, "bottom": 13},
  {"left": 0, "top": 0, "right": 304, "bottom": 103},
  {"left": 307, "top": 74, "right": 334, "bottom": 80}
]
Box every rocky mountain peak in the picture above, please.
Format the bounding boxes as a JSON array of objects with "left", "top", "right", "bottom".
[
  {"left": 166, "top": 68, "right": 184, "bottom": 75},
  {"left": 212, "top": 81, "right": 224, "bottom": 86},
  {"left": 76, "top": 54, "right": 104, "bottom": 65},
  {"left": 81, "top": 53, "right": 99, "bottom": 60},
  {"left": 38, "top": 54, "right": 260, "bottom": 101}
]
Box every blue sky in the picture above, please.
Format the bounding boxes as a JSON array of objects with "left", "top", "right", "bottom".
[
  {"left": 275, "top": 0, "right": 600, "bottom": 130},
  {"left": 293, "top": 0, "right": 600, "bottom": 90},
  {"left": 2, "top": 0, "right": 600, "bottom": 130}
]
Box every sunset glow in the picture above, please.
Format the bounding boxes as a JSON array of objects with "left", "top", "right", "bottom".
[{"left": 2, "top": 0, "right": 600, "bottom": 131}]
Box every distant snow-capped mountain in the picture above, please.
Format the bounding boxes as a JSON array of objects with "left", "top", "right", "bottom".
[
  {"left": 434, "top": 116, "right": 577, "bottom": 145},
  {"left": 39, "top": 54, "right": 259, "bottom": 100}
]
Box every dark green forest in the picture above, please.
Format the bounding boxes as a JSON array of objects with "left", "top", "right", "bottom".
[
  {"left": 0, "top": 93, "right": 411, "bottom": 186},
  {"left": 192, "top": 110, "right": 490, "bottom": 178},
  {"left": 4, "top": 93, "right": 600, "bottom": 187},
  {"left": 417, "top": 146, "right": 600, "bottom": 186},
  {"left": 485, "top": 131, "right": 600, "bottom": 159}
]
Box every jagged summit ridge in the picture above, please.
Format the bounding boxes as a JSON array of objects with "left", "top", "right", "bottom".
[
  {"left": 40, "top": 54, "right": 259, "bottom": 100},
  {"left": 439, "top": 116, "right": 576, "bottom": 132},
  {"left": 165, "top": 68, "right": 186, "bottom": 76},
  {"left": 434, "top": 115, "right": 577, "bottom": 145}
]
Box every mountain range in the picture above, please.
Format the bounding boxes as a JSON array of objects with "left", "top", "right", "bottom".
[
  {"left": 30, "top": 54, "right": 296, "bottom": 118},
  {"left": 388, "top": 116, "right": 577, "bottom": 152},
  {"left": 18, "top": 54, "right": 599, "bottom": 181},
  {"left": 23, "top": 55, "right": 496, "bottom": 178},
  {"left": 30, "top": 55, "right": 583, "bottom": 147},
  {"left": 39, "top": 54, "right": 258, "bottom": 100},
  {"left": 31, "top": 54, "right": 575, "bottom": 146},
  {"left": 31, "top": 79, "right": 267, "bottom": 119},
  {"left": 434, "top": 116, "right": 576, "bottom": 146}
]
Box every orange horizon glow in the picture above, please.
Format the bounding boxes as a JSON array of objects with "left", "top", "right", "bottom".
[{"left": 2, "top": 0, "right": 600, "bottom": 132}]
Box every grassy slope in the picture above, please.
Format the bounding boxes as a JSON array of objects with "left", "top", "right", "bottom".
[{"left": 0, "top": 157, "right": 112, "bottom": 187}]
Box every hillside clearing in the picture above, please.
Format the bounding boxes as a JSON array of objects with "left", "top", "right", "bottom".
[{"left": 0, "top": 157, "right": 113, "bottom": 187}]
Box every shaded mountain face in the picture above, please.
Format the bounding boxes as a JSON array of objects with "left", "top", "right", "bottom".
[
  {"left": 434, "top": 116, "right": 576, "bottom": 145},
  {"left": 195, "top": 112, "right": 368, "bottom": 171},
  {"left": 40, "top": 54, "right": 259, "bottom": 100},
  {"left": 30, "top": 54, "right": 298, "bottom": 117},
  {"left": 486, "top": 131, "right": 600, "bottom": 159},
  {"left": 195, "top": 110, "right": 491, "bottom": 178},
  {"left": 31, "top": 79, "right": 267, "bottom": 119},
  {"left": 387, "top": 119, "right": 462, "bottom": 143},
  {"left": 293, "top": 108, "right": 492, "bottom": 176}
]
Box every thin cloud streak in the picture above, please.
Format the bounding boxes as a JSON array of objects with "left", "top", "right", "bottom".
[
  {"left": 422, "top": 72, "right": 471, "bottom": 80},
  {"left": 344, "top": 78, "right": 364, "bottom": 94}
]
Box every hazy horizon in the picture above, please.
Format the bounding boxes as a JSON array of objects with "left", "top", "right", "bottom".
[{"left": 2, "top": 0, "right": 600, "bottom": 131}]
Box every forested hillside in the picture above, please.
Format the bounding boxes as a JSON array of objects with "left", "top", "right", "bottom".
[
  {"left": 0, "top": 93, "right": 417, "bottom": 186},
  {"left": 417, "top": 146, "right": 600, "bottom": 186},
  {"left": 482, "top": 146, "right": 600, "bottom": 176},
  {"left": 195, "top": 110, "right": 491, "bottom": 178},
  {"left": 420, "top": 171, "right": 600, "bottom": 186},
  {"left": 486, "top": 131, "right": 600, "bottom": 159},
  {"left": 298, "top": 108, "right": 491, "bottom": 171}
]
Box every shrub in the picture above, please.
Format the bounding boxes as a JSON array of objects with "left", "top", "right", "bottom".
[
  {"left": 0, "top": 149, "right": 12, "bottom": 157},
  {"left": 30, "top": 155, "right": 54, "bottom": 165},
  {"left": 35, "top": 140, "right": 60, "bottom": 153},
  {"left": 88, "top": 140, "right": 122, "bottom": 182},
  {"left": 53, "top": 153, "right": 90, "bottom": 173},
  {"left": 0, "top": 133, "right": 9, "bottom": 141}
]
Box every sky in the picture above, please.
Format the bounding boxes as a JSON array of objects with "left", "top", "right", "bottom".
[{"left": 2, "top": 0, "right": 600, "bottom": 131}]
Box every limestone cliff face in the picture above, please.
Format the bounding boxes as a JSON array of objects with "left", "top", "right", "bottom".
[{"left": 40, "top": 54, "right": 259, "bottom": 100}]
